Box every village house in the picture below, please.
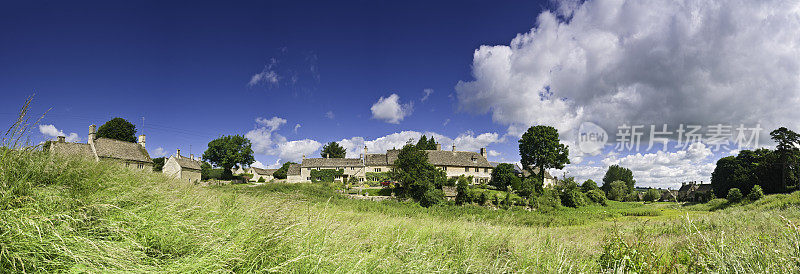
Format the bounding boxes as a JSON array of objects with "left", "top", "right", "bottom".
[
  {"left": 297, "top": 144, "right": 494, "bottom": 184},
  {"left": 49, "top": 124, "right": 153, "bottom": 171},
  {"left": 248, "top": 167, "right": 278, "bottom": 182},
  {"left": 677, "top": 181, "right": 713, "bottom": 202},
  {"left": 285, "top": 163, "right": 303, "bottom": 183},
  {"left": 489, "top": 162, "right": 556, "bottom": 187},
  {"left": 162, "top": 149, "right": 202, "bottom": 184}
]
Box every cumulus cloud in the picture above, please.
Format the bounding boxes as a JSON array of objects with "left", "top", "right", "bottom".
[
  {"left": 337, "top": 130, "right": 503, "bottom": 158},
  {"left": 456, "top": 0, "right": 800, "bottom": 143},
  {"left": 370, "top": 94, "right": 413, "bottom": 124},
  {"left": 151, "top": 147, "right": 167, "bottom": 157},
  {"left": 245, "top": 116, "right": 320, "bottom": 162},
  {"left": 38, "top": 124, "right": 80, "bottom": 142},
  {"left": 421, "top": 88, "right": 434, "bottom": 102},
  {"left": 453, "top": 131, "right": 503, "bottom": 152},
  {"left": 563, "top": 142, "right": 716, "bottom": 189}
]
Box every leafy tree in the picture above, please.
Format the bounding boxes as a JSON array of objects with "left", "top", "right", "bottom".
[
  {"left": 455, "top": 176, "right": 472, "bottom": 205},
  {"left": 517, "top": 177, "right": 540, "bottom": 198},
  {"left": 561, "top": 188, "right": 588, "bottom": 208},
  {"left": 602, "top": 165, "right": 636, "bottom": 194},
  {"left": 712, "top": 147, "right": 791, "bottom": 196},
  {"left": 389, "top": 144, "right": 447, "bottom": 206},
  {"left": 642, "top": 189, "right": 661, "bottom": 202},
  {"left": 320, "top": 142, "right": 346, "bottom": 158},
  {"left": 201, "top": 162, "right": 219, "bottom": 180},
  {"left": 152, "top": 157, "right": 165, "bottom": 172},
  {"left": 427, "top": 136, "right": 437, "bottom": 150},
  {"left": 586, "top": 189, "right": 607, "bottom": 205},
  {"left": 727, "top": 188, "right": 743, "bottom": 203},
  {"left": 415, "top": 135, "right": 429, "bottom": 150},
  {"left": 97, "top": 117, "right": 137, "bottom": 143},
  {"left": 272, "top": 161, "right": 296, "bottom": 179},
  {"left": 519, "top": 125, "right": 570, "bottom": 184},
  {"left": 748, "top": 185, "right": 764, "bottom": 201},
  {"left": 771, "top": 127, "right": 800, "bottom": 192},
  {"left": 490, "top": 163, "right": 522, "bottom": 191},
  {"left": 581, "top": 179, "right": 599, "bottom": 193},
  {"left": 202, "top": 135, "right": 255, "bottom": 179},
  {"left": 606, "top": 180, "right": 628, "bottom": 201}
]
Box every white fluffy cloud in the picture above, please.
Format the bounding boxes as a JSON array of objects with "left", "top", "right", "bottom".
[
  {"left": 370, "top": 94, "right": 413, "bottom": 124},
  {"left": 245, "top": 116, "right": 321, "bottom": 162},
  {"left": 456, "top": 0, "right": 800, "bottom": 141},
  {"left": 151, "top": 147, "right": 167, "bottom": 157},
  {"left": 337, "top": 130, "right": 503, "bottom": 158},
  {"left": 563, "top": 142, "right": 716, "bottom": 189},
  {"left": 38, "top": 124, "right": 80, "bottom": 142}
]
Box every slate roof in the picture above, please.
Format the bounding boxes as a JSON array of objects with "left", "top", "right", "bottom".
[
  {"left": 49, "top": 142, "right": 94, "bottom": 159},
  {"left": 424, "top": 150, "right": 493, "bottom": 168},
  {"left": 695, "top": 184, "right": 713, "bottom": 192},
  {"left": 678, "top": 184, "right": 696, "bottom": 193},
  {"left": 301, "top": 157, "right": 363, "bottom": 168},
  {"left": 364, "top": 149, "right": 401, "bottom": 166},
  {"left": 287, "top": 163, "right": 301, "bottom": 176},
  {"left": 251, "top": 167, "right": 278, "bottom": 175},
  {"left": 93, "top": 138, "right": 152, "bottom": 163},
  {"left": 173, "top": 155, "right": 202, "bottom": 171}
]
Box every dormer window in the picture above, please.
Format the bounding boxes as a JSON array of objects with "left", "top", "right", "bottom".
[{"left": 471, "top": 156, "right": 477, "bottom": 163}]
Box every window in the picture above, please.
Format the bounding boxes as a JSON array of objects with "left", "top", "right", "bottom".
[
  {"left": 465, "top": 167, "right": 469, "bottom": 172},
  {"left": 138, "top": 164, "right": 144, "bottom": 169},
  {"left": 484, "top": 168, "right": 489, "bottom": 173},
  {"left": 374, "top": 168, "right": 382, "bottom": 172},
  {"left": 472, "top": 157, "right": 477, "bottom": 163},
  {"left": 351, "top": 167, "right": 355, "bottom": 170},
  {"left": 442, "top": 166, "right": 447, "bottom": 171},
  {"left": 475, "top": 167, "right": 479, "bottom": 172},
  {"left": 307, "top": 177, "right": 311, "bottom": 180}
]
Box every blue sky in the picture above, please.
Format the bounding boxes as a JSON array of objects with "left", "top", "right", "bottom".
[{"left": 3, "top": 0, "right": 799, "bottom": 189}]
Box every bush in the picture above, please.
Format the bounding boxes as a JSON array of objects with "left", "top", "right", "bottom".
[
  {"left": 533, "top": 188, "right": 561, "bottom": 212},
  {"left": 727, "top": 188, "right": 743, "bottom": 203},
  {"left": 561, "top": 189, "right": 588, "bottom": 208},
  {"left": 586, "top": 189, "right": 607, "bottom": 205},
  {"left": 642, "top": 189, "right": 661, "bottom": 202},
  {"left": 748, "top": 185, "right": 764, "bottom": 201},
  {"left": 606, "top": 180, "right": 628, "bottom": 201}
]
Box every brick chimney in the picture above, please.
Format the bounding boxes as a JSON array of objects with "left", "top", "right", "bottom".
[
  {"left": 452, "top": 144, "right": 456, "bottom": 152},
  {"left": 177, "top": 148, "right": 181, "bottom": 157},
  {"left": 137, "top": 135, "right": 146, "bottom": 148},
  {"left": 480, "top": 148, "right": 487, "bottom": 158},
  {"left": 57, "top": 136, "right": 65, "bottom": 143},
  {"left": 436, "top": 143, "right": 441, "bottom": 150},
  {"left": 88, "top": 124, "right": 96, "bottom": 145}
]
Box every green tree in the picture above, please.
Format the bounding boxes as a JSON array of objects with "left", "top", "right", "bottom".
[
  {"left": 642, "top": 189, "right": 661, "bottom": 202},
  {"left": 455, "top": 176, "right": 472, "bottom": 205},
  {"left": 771, "top": 127, "right": 800, "bottom": 192},
  {"left": 727, "top": 188, "right": 743, "bottom": 203},
  {"left": 152, "top": 157, "right": 165, "bottom": 172},
  {"left": 586, "top": 189, "right": 607, "bottom": 205},
  {"left": 415, "top": 135, "right": 429, "bottom": 150},
  {"left": 273, "top": 161, "right": 297, "bottom": 179},
  {"left": 389, "top": 144, "right": 447, "bottom": 206},
  {"left": 748, "top": 185, "right": 764, "bottom": 201},
  {"left": 602, "top": 165, "right": 635, "bottom": 194},
  {"left": 606, "top": 180, "right": 628, "bottom": 201},
  {"left": 427, "top": 136, "right": 437, "bottom": 150},
  {"left": 320, "top": 142, "right": 346, "bottom": 158},
  {"left": 490, "top": 163, "right": 522, "bottom": 191},
  {"left": 96, "top": 117, "right": 137, "bottom": 143},
  {"left": 581, "top": 179, "right": 599, "bottom": 193},
  {"left": 518, "top": 125, "right": 570, "bottom": 185},
  {"left": 202, "top": 135, "right": 255, "bottom": 179}
]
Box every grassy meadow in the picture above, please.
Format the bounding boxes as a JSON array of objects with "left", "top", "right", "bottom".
[{"left": 4, "top": 150, "right": 800, "bottom": 273}]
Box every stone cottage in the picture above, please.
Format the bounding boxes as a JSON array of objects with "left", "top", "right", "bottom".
[
  {"left": 248, "top": 167, "right": 278, "bottom": 182},
  {"left": 163, "top": 149, "right": 202, "bottom": 184},
  {"left": 49, "top": 124, "right": 153, "bottom": 171}
]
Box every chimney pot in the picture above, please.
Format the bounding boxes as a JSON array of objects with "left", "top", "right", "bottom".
[
  {"left": 480, "top": 148, "right": 487, "bottom": 158},
  {"left": 177, "top": 149, "right": 181, "bottom": 157},
  {"left": 452, "top": 144, "right": 456, "bottom": 151},
  {"left": 57, "top": 136, "right": 65, "bottom": 143},
  {"left": 436, "top": 143, "right": 441, "bottom": 150},
  {"left": 137, "top": 135, "right": 146, "bottom": 148}
]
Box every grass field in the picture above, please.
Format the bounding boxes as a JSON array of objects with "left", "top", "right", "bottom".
[{"left": 4, "top": 150, "right": 800, "bottom": 272}]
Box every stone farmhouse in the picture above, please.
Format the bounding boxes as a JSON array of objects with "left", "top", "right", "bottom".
[
  {"left": 163, "top": 149, "right": 202, "bottom": 184},
  {"left": 298, "top": 144, "right": 495, "bottom": 184},
  {"left": 248, "top": 167, "right": 278, "bottom": 182},
  {"left": 489, "top": 162, "right": 556, "bottom": 187},
  {"left": 49, "top": 124, "right": 153, "bottom": 171},
  {"left": 286, "top": 163, "right": 303, "bottom": 183},
  {"left": 677, "top": 181, "right": 713, "bottom": 202}
]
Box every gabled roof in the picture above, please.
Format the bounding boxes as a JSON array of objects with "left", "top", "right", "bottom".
[
  {"left": 287, "top": 163, "right": 301, "bottom": 176},
  {"left": 695, "top": 184, "right": 713, "bottom": 192},
  {"left": 364, "top": 149, "right": 401, "bottom": 166},
  {"left": 49, "top": 142, "right": 94, "bottom": 159},
  {"left": 423, "top": 150, "right": 493, "bottom": 168},
  {"left": 302, "top": 157, "right": 363, "bottom": 168},
  {"left": 93, "top": 138, "right": 152, "bottom": 163},
  {"left": 678, "top": 184, "right": 696, "bottom": 193},
  {"left": 251, "top": 167, "right": 278, "bottom": 175},
  {"left": 172, "top": 155, "right": 202, "bottom": 171}
]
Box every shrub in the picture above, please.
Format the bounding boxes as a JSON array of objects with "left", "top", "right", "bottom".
[
  {"left": 533, "top": 188, "right": 561, "bottom": 212},
  {"left": 561, "top": 189, "right": 588, "bottom": 208},
  {"left": 748, "top": 185, "right": 764, "bottom": 201},
  {"left": 581, "top": 179, "right": 599, "bottom": 192},
  {"left": 642, "top": 189, "right": 661, "bottom": 202},
  {"left": 586, "top": 189, "right": 607, "bottom": 205},
  {"left": 606, "top": 180, "right": 628, "bottom": 201},
  {"left": 727, "top": 188, "right": 743, "bottom": 203}
]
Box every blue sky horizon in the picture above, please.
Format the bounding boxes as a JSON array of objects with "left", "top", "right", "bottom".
[{"left": 3, "top": 0, "right": 799, "bottom": 190}]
